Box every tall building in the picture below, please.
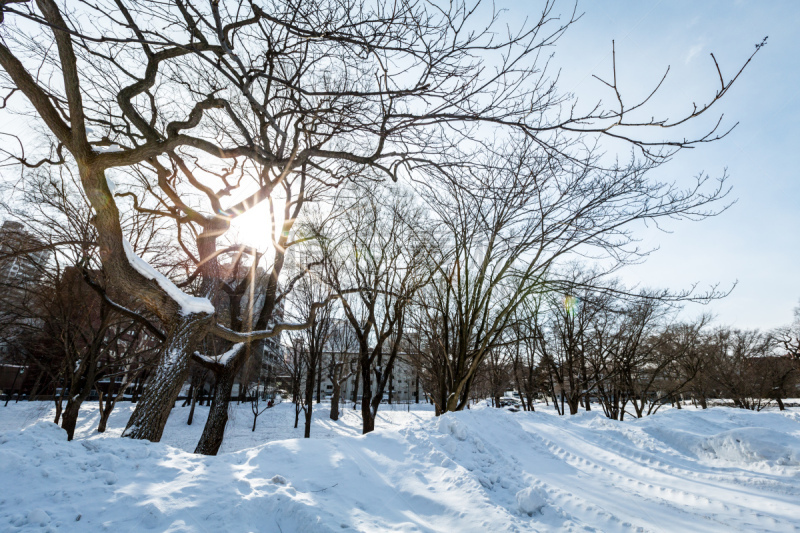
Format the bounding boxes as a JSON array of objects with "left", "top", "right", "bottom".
[
  {"left": 0, "top": 221, "right": 50, "bottom": 390},
  {"left": 0, "top": 221, "right": 49, "bottom": 288}
]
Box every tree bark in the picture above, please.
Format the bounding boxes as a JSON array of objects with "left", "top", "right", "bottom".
[
  {"left": 330, "top": 382, "right": 340, "bottom": 421},
  {"left": 194, "top": 345, "right": 248, "bottom": 455},
  {"left": 53, "top": 389, "right": 63, "bottom": 425},
  {"left": 124, "top": 314, "right": 210, "bottom": 442},
  {"left": 699, "top": 395, "right": 708, "bottom": 409},
  {"left": 97, "top": 391, "right": 112, "bottom": 433},
  {"left": 316, "top": 357, "right": 322, "bottom": 404},
  {"left": 194, "top": 364, "right": 236, "bottom": 454},
  {"left": 187, "top": 376, "right": 201, "bottom": 425},
  {"left": 360, "top": 363, "right": 374, "bottom": 433},
  {"left": 352, "top": 361, "right": 360, "bottom": 409},
  {"left": 61, "top": 397, "right": 84, "bottom": 441}
]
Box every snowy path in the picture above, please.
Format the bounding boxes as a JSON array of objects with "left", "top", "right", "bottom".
[{"left": 1, "top": 403, "right": 799, "bottom": 532}]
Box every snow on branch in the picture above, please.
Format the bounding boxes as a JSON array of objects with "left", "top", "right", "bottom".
[
  {"left": 122, "top": 239, "right": 215, "bottom": 316},
  {"left": 193, "top": 343, "right": 245, "bottom": 369}
]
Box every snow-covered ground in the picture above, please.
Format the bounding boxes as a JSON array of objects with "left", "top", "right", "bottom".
[{"left": 1, "top": 401, "right": 799, "bottom": 532}]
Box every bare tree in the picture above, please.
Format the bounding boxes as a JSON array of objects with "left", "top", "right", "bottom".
[
  {"left": 0, "top": 0, "right": 763, "bottom": 440},
  {"left": 774, "top": 301, "right": 800, "bottom": 360},
  {"left": 313, "top": 183, "right": 431, "bottom": 433},
  {"left": 0, "top": 171, "right": 165, "bottom": 438},
  {"left": 326, "top": 319, "right": 358, "bottom": 421},
  {"left": 288, "top": 272, "right": 334, "bottom": 438},
  {"left": 707, "top": 327, "right": 776, "bottom": 411}
]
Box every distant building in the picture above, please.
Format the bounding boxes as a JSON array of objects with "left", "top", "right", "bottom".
[
  {"left": 0, "top": 220, "right": 49, "bottom": 287},
  {"left": 303, "top": 320, "right": 423, "bottom": 403},
  {"left": 0, "top": 220, "right": 50, "bottom": 369}
]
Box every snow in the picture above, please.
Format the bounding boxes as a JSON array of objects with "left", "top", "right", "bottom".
[
  {"left": 122, "top": 239, "right": 215, "bottom": 316},
  {"left": 1, "top": 402, "right": 800, "bottom": 532},
  {"left": 94, "top": 144, "right": 125, "bottom": 153},
  {"left": 195, "top": 343, "right": 245, "bottom": 367}
]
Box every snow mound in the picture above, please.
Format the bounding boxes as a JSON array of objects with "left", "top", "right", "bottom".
[
  {"left": 3, "top": 406, "right": 800, "bottom": 532},
  {"left": 696, "top": 427, "right": 800, "bottom": 466},
  {"left": 516, "top": 486, "right": 547, "bottom": 515},
  {"left": 437, "top": 413, "right": 468, "bottom": 441}
]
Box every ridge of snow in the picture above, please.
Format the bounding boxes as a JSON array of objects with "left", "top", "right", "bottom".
[{"left": 122, "top": 239, "right": 214, "bottom": 316}]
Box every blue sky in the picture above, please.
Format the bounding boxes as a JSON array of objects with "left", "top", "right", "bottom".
[{"left": 526, "top": 0, "right": 800, "bottom": 330}]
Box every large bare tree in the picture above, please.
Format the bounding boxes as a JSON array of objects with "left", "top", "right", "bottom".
[
  {"left": 0, "top": 0, "right": 588, "bottom": 442},
  {"left": 0, "top": 0, "right": 763, "bottom": 440}
]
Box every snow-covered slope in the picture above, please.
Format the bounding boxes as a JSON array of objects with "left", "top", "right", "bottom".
[{"left": 1, "top": 405, "right": 799, "bottom": 532}]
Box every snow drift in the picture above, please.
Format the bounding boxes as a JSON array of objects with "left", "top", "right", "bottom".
[{"left": 1, "top": 406, "right": 799, "bottom": 532}]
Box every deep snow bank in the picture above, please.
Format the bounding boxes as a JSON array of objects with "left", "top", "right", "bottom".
[{"left": 1, "top": 407, "right": 799, "bottom": 532}]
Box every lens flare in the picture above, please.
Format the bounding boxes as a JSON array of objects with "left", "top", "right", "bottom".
[{"left": 564, "top": 295, "right": 578, "bottom": 316}]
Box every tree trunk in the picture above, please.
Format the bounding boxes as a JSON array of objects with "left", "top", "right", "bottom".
[
  {"left": 303, "top": 355, "right": 316, "bottom": 439},
  {"left": 61, "top": 397, "right": 83, "bottom": 441},
  {"left": 194, "top": 346, "right": 249, "bottom": 455},
  {"left": 28, "top": 372, "right": 43, "bottom": 401},
  {"left": 352, "top": 360, "right": 361, "bottom": 409},
  {"left": 330, "top": 382, "right": 340, "bottom": 421},
  {"left": 415, "top": 375, "right": 419, "bottom": 404},
  {"left": 316, "top": 356, "right": 322, "bottom": 404},
  {"left": 124, "top": 315, "right": 210, "bottom": 442},
  {"left": 360, "top": 364, "right": 374, "bottom": 434},
  {"left": 132, "top": 375, "right": 141, "bottom": 403},
  {"left": 776, "top": 396, "right": 785, "bottom": 411},
  {"left": 187, "top": 379, "right": 201, "bottom": 425},
  {"left": 53, "top": 391, "right": 63, "bottom": 425},
  {"left": 567, "top": 395, "right": 580, "bottom": 415},
  {"left": 182, "top": 381, "right": 193, "bottom": 407},
  {"left": 97, "top": 392, "right": 111, "bottom": 433}
]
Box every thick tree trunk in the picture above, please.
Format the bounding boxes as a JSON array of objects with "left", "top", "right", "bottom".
[
  {"left": 567, "top": 395, "right": 580, "bottom": 415},
  {"left": 776, "top": 396, "right": 785, "bottom": 411},
  {"left": 124, "top": 315, "right": 210, "bottom": 442},
  {"left": 61, "top": 398, "right": 84, "bottom": 441},
  {"left": 330, "top": 383, "right": 340, "bottom": 421},
  {"left": 194, "top": 364, "right": 238, "bottom": 455},
  {"left": 699, "top": 395, "right": 708, "bottom": 409},
  {"left": 194, "top": 344, "right": 249, "bottom": 455}
]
